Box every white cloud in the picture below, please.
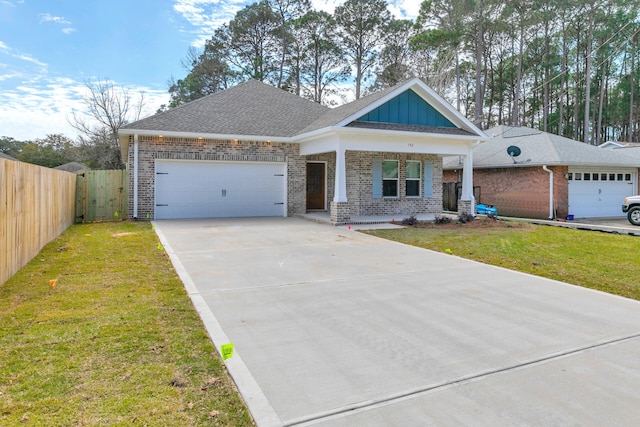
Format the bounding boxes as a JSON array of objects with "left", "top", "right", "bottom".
[
  {"left": 309, "top": 0, "right": 343, "bottom": 14},
  {"left": 39, "top": 13, "right": 72, "bottom": 25},
  {"left": 62, "top": 27, "right": 77, "bottom": 35},
  {"left": 16, "top": 53, "right": 47, "bottom": 68},
  {"left": 388, "top": 0, "right": 420, "bottom": 20},
  {"left": 0, "top": 77, "right": 169, "bottom": 140},
  {"left": 173, "top": 0, "right": 261, "bottom": 47},
  {"left": 0, "top": 41, "right": 47, "bottom": 70}
]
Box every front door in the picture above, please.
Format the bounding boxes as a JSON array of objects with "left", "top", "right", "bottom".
[{"left": 306, "top": 162, "right": 326, "bottom": 210}]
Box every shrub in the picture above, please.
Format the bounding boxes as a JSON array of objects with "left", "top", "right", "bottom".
[
  {"left": 401, "top": 215, "right": 418, "bottom": 226},
  {"left": 458, "top": 212, "right": 475, "bottom": 224},
  {"left": 434, "top": 215, "right": 452, "bottom": 225}
]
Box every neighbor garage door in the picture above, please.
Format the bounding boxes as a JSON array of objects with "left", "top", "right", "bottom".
[
  {"left": 155, "top": 160, "right": 286, "bottom": 219},
  {"left": 568, "top": 168, "right": 636, "bottom": 218}
]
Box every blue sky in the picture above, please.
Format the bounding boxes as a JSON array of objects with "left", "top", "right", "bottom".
[{"left": 0, "top": 0, "right": 419, "bottom": 141}]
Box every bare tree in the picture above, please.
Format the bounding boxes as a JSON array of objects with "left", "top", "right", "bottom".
[{"left": 69, "top": 78, "right": 145, "bottom": 167}]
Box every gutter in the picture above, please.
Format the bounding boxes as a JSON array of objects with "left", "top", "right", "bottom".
[
  {"left": 133, "top": 134, "right": 139, "bottom": 219},
  {"left": 542, "top": 165, "right": 554, "bottom": 219},
  {"left": 118, "top": 129, "right": 293, "bottom": 144}
]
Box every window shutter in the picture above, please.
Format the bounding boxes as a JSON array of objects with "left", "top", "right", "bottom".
[
  {"left": 372, "top": 158, "right": 382, "bottom": 199},
  {"left": 424, "top": 162, "right": 433, "bottom": 198}
]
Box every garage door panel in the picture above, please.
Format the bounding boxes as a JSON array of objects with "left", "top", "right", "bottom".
[
  {"left": 568, "top": 169, "right": 635, "bottom": 218},
  {"left": 155, "top": 160, "right": 286, "bottom": 220}
]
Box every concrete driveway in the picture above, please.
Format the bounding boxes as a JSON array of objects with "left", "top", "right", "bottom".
[{"left": 154, "top": 218, "right": 640, "bottom": 426}]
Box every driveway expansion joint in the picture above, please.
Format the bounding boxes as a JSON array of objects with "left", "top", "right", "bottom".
[{"left": 284, "top": 331, "right": 640, "bottom": 426}]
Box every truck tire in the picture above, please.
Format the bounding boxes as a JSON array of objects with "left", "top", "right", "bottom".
[{"left": 627, "top": 206, "right": 640, "bottom": 226}]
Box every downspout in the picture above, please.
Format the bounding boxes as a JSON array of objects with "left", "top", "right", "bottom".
[
  {"left": 133, "top": 133, "right": 139, "bottom": 219},
  {"left": 542, "top": 165, "right": 553, "bottom": 219}
]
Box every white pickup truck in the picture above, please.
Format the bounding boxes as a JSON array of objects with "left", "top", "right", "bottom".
[{"left": 622, "top": 195, "right": 640, "bottom": 225}]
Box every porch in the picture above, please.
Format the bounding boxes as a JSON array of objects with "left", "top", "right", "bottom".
[{"left": 297, "top": 211, "right": 446, "bottom": 226}]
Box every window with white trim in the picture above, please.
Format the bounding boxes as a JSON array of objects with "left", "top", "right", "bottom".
[
  {"left": 406, "top": 160, "right": 421, "bottom": 197},
  {"left": 382, "top": 160, "right": 399, "bottom": 197}
]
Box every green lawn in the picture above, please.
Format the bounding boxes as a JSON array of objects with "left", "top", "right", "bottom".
[
  {"left": 364, "top": 220, "right": 640, "bottom": 301},
  {"left": 0, "top": 222, "right": 253, "bottom": 426}
]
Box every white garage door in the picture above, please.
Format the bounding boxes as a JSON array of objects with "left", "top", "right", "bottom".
[
  {"left": 568, "top": 169, "right": 636, "bottom": 218},
  {"left": 155, "top": 160, "right": 287, "bottom": 219}
]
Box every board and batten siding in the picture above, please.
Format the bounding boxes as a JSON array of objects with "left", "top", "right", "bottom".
[{"left": 1, "top": 158, "right": 76, "bottom": 285}]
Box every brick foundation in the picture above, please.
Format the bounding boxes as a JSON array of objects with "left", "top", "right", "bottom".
[
  {"left": 330, "top": 201, "right": 350, "bottom": 225},
  {"left": 457, "top": 199, "right": 472, "bottom": 216}
]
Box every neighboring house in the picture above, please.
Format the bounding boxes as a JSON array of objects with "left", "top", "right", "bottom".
[
  {"left": 598, "top": 141, "right": 640, "bottom": 149},
  {"left": 54, "top": 162, "right": 90, "bottom": 173},
  {"left": 0, "top": 152, "right": 17, "bottom": 161},
  {"left": 443, "top": 125, "right": 640, "bottom": 219},
  {"left": 118, "top": 78, "right": 487, "bottom": 224}
]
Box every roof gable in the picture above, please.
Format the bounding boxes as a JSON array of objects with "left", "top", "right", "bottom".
[
  {"left": 297, "top": 79, "right": 486, "bottom": 138},
  {"left": 355, "top": 89, "right": 455, "bottom": 128}
]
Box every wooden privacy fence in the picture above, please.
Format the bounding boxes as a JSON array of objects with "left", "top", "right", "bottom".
[
  {"left": 442, "top": 182, "right": 481, "bottom": 212},
  {"left": 1, "top": 158, "right": 76, "bottom": 285},
  {"left": 75, "top": 170, "right": 128, "bottom": 223}
]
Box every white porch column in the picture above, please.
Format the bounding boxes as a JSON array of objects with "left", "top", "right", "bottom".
[
  {"left": 330, "top": 145, "right": 350, "bottom": 225},
  {"left": 334, "top": 145, "right": 347, "bottom": 202},
  {"left": 459, "top": 146, "right": 475, "bottom": 215}
]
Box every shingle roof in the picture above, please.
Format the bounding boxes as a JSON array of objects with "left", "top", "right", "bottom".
[
  {"left": 0, "top": 152, "right": 17, "bottom": 161},
  {"left": 444, "top": 125, "right": 640, "bottom": 169},
  {"left": 53, "top": 162, "right": 90, "bottom": 173},
  {"left": 122, "top": 78, "right": 486, "bottom": 141},
  {"left": 123, "top": 79, "right": 330, "bottom": 137}
]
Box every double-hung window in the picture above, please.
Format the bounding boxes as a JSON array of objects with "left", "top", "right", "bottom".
[
  {"left": 406, "top": 160, "right": 421, "bottom": 197},
  {"left": 382, "top": 160, "right": 399, "bottom": 197}
]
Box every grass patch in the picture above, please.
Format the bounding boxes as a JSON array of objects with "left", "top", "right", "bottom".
[
  {"left": 365, "top": 220, "right": 640, "bottom": 301},
  {"left": 0, "top": 222, "right": 253, "bottom": 426}
]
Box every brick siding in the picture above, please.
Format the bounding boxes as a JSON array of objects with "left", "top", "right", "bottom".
[
  {"left": 127, "top": 137, "right": 445, "bottom": 220},
  {"left": 444, "top": 166, "right": 569, "bottom": 219},
  {"left": 305, "top": 152, "right": 444, "bottom": 217},
  {"left": 127, "top": 136, "right": 305, "bottom": 219}
]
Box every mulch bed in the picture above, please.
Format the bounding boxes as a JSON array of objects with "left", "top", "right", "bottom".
[{"left": 402, "top": 216, "right": 529, "bottom": 229}]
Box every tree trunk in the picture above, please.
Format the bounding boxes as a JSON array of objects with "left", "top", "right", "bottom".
[
  {"left": 355, "top": 62, "right": 362, "bottom": 99},
  {"left": 583, "top": 17, "right": 593, "bottom": 144},
  {"left": 278, "top": 16, "right": 286, "bottom": 88},
  {"left": 574, "top": 29, "right": 581, "bottom": 141},
  {"left": 630, "top": 35, "right": 635, "bottom": 142},
  {"left": 559, "top": 21, "right": 568, "bottom": 136},
  {"left": 455, "top": 49, "right": 461, "bottom": 111},
  {"left": 597, "top": 64, "right": 607, "bottom": 144},
  {"left": 474, "top": 0, "right": 484, "bottom": 128},
  {"left": 543, "top": 14, "right": 550, "bottom": 132},
  {"left": 512, "top": 24, "right": 524, "bottom": 127},
  {"left": 486, "top": 54, "right": 495, "bottom": 127}
]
